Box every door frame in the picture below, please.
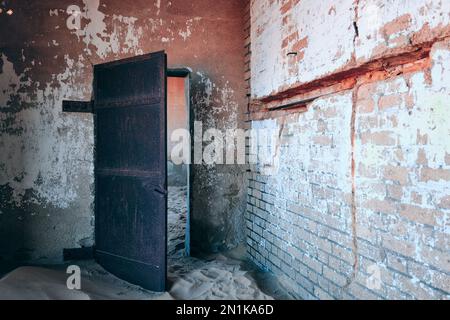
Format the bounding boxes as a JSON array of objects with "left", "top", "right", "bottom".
[{"left": 167, "top": 67, "right": 192, "bottom": 256}]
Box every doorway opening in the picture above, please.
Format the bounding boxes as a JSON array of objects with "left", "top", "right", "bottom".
[{"left": 167, "top": 69, "right": 191, "bottom": 260}]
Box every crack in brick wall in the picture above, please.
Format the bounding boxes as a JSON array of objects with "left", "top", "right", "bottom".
[{"left": 345, "top": 85, "right": 359, "bottom": 289}]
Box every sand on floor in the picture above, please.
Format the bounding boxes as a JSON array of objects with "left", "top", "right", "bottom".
[{"left": 0, "top": 186, "right": 292, "bottom": 300}]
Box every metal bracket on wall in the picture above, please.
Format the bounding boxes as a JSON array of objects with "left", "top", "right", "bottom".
[
  {"left": 62, "top": 100, "right": 94, "bottom": 113},
  {"left": 268, "top": 98, "right": 314, "bottom": 111},
  {"left": 63, "top": 246, "right": 94, "bottom": 261}
]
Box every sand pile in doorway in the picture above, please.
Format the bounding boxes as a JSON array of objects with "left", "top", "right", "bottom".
[
  {"left": 168, "top": 248, "right": 273, "bottom": 300},
  {"left": 0, "top": 186, "right": 288, "bottom": 300},
  {"left": 168, "top": 186, "right": 188, "bottom": 258}
]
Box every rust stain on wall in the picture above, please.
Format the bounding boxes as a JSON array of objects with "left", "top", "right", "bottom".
[{"left": 258, "top": 43, "right": 433, "bottom": 105}]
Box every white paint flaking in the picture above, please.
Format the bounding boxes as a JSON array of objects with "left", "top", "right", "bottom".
[{"left": 0, "top": 54, "right": 94, "bottom": 209}]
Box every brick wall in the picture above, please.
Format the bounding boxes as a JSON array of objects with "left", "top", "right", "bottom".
[
  {"left": 247, "top": 1, "right": 450, "bottom": 299},
  {"left": 247, "top": 93, "right": 355, "bottom": 299}
]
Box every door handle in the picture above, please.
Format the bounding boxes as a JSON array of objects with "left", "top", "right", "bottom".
[
  {"left": 142, "top": 182, "right": 167, "bottom": 196},
  {"left": 153, "top": 186, "right": 168, "bottom": 196}
]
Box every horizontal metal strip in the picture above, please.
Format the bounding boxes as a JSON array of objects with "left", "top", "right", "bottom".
[
  {"left": 62, "top": 100, "right": 93, "bottom": 113},
  {"left": 96, "top": 250, "right": 161, "bottom": 270},
  {"left": 95, "top": 96, "right": 162, "bottom": 109},
  {"left": 96, "top": 168, "right": 161, "bottom": 178},
  {"left": 94, "top": 51, "right": 164, "bottom": 69}
]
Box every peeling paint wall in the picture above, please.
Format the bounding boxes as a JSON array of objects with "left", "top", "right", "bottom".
[
  {"left": 0, "top": 0, "right": 247, "bottom": 262},
  {"left": 251, "top": 0, "right": 355, "bottom": 98},
  {"left": 247, "top": 1, "right": 450, "bottom": 299}
]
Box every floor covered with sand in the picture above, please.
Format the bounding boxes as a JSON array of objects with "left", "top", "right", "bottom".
[{"left": 0, "top": 187, "right": 293, "bottom": 300}]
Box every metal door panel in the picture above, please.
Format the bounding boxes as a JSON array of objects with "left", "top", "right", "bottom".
[{"left": 94, "top": 51, "right": 167, "bottom": 292}]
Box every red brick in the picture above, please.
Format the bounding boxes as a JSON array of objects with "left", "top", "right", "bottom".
[
  {"left": 323, "top": 266, "right": 347, "bottom": 287},
  {"left": 389, "top": 34, "right": 411, "bottom": 48},
  {"left": 357, "top": 98, "right": 375, "bottom": 113},
  {"left": 387, "top": 184, "right": 403, "bottom": 201},
  {"left": 416, "top": 130, "right": 429, "bottom": 145},
  {"left": 292, "top": 36, "right": 308, "bottom": 52},
  {"left": 281, "top": 31, "right": 299, "bottom": 49},
  {"left": 383, "top": 165, "right": 409, "bottom": 185},
  {"left": 410, "top": 192, "right": 422, "bottom": 205},
  {"left": 358, "top": 163, "right": 377, "bottom": 179},
  {"left": 387, "top": 114, "right": 399, "bottom": 128},
  {"left": 382, "top": 235, "right": 415, "bottom": 257},
  {"left": 393, "top": 148, "right": 404, "bottom": 162},
  {"left": 313, "top": 135, "right": 332, "bottom": 146},
  {"left": 280, "top": 0, "right": 300, "bottom": 14},
  {"left": 405, "top": 93, "right": 415, "bottom": 109},
  {"left": 361, "top": 131, "right": 396, "bottom": 146},
  {"left": 363, "top": 198, "right": 398, "bottom": 214},
  {"left": 420, "top": 168, "right": 450, "bottom": 182},
  {"left": 399, "top": 204, "right": 439, "bottom": 226},
  {"left": 358, "top": 82, "right": 378, "bottom": 98},
  {"left": 419, "top": 245, "right": 450, "bottom": 273},
  {"left": 416, "top": 148, "right": 428, "bottom": 166},
  {"left": 378, "top": 94, "right": 403, "bottom": 110},
  {"left": 381, "top": 14, "right": 412, "bottom": 37},
  {"left": 438, "top": 195, "right": 450, "bottom": 209},
  {"left": 358, "top": 115, "right": 379, "bottom": 130}
]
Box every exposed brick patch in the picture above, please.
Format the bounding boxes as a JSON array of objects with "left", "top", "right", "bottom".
[
  {"left": 419, "top": 168, "right": 450, "bottom": 182},
  {"left": 381, "top": 14, "right": 412, "bottom": 38},
  {"left": 280, "top": 0, "right": 301, "bottom": 15}
]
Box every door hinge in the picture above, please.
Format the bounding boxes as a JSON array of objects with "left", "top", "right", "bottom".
[{"left": 62, "top": 100, "right": 94, "bottom": 113}]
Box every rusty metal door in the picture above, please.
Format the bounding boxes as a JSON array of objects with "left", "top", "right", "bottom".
[{"left": 93, "top": 51, "right": 167, "bottom": 292}]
